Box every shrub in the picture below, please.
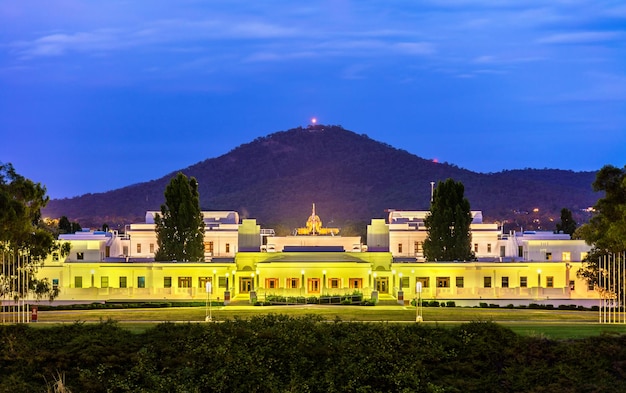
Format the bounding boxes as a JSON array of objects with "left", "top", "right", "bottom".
[
  {"left": 446, "top": 301, "right": 456, "bottom": 307},
  {"left": 479, "top": 302, "right": 489, "bottom": 308}
]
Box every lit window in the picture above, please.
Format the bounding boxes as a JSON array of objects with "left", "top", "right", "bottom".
[
  {"left": 77, "top": 252, "right": 84, "bottom": 260},
  {"left": 474, "top": 243, "right": 478, "bottom": 253},
  {"left": 487, "top": 244, "right": 492, "bottom": 253},
  {"left": 398, "top": 243, "right": 403, "bottom": 253},
  {"left": 226, "top": 243, "right": 230, "bottom": 253},
  {"left": 178, "top": 277, "right": 192, "bottom": 288},
  {"left": 562, "top": 252, "right": 571, "bottom": 261},
  {"left": 417, "top": 277, "right": 430, "bottom": 288},
  {"left": 436, "top": 277, "right": 450, "bottom": 288},
  {"left": 330, "top": 278, "right": 340, "bottom": 288},
  {"left": 350, "top": 278, "right": 363, "bottom": 289},
  {"left": 137, "top": 243, "right": 141, "bottom": 253},
  {"left": 546, "top": 252, "right": 552, "bottom": 261},
  {"left": 149, "top": 243, "right": 155, "bottom": 253}
]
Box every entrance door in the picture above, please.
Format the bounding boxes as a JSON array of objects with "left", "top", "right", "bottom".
[
  {"left": 240, "top": 277, "right": 253, "bottom": 293},
  {"left": 377, "top": 277, "right": 389, "bottom": 293}
]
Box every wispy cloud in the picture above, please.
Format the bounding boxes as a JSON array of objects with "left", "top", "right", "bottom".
[{"left": 538, "top": 31, "right": 623, "bottom": 44}]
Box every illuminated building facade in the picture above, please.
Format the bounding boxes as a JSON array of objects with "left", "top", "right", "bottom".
[{"left": 36, "top": 208, "right": 597, "bottom": 306}]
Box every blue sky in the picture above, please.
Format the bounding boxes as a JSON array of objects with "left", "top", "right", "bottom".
[{"left": 1, "top": 0, "right": 624, "bottom": 199}]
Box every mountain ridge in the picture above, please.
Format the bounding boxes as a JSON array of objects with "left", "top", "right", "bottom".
[{"left": 42, "top": 125, "right": 598, "bottom": 232}]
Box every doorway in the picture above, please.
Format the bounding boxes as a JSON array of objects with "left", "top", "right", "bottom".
[
  {"left": 376, "top": 277, "right": 389, "bottom": 293},
  {"left": 240, "top": 277, "right": 253, "bottom": 293}
]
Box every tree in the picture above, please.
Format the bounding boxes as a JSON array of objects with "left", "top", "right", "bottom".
[
  {"left": 154, "top": 173, "right": 205, "bottom": 262},
  {"left": 423, "top": 178, "right": 475, "bottom": 261},
  {"left": 576, "top": 165, "right": 626, "bottom": 286},
  {"left": 555, "top": 208, "right": 577, "bottom": 235},
  {"left": 1, "top": 163, "right": 65, "bottom": 322},
  {"left": 58, "top": 215, "right": 82, "bottom": 234}
]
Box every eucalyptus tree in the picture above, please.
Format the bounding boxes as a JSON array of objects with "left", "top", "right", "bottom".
[
  {"left": 0, "top": 163, "right": 66, "bottom": 322},
  {"left": 576, "top": 165, "right": 626, "bottom": 287},
  {"left": 154, "top": 172, "right": 205, "bottom": 262},
  {"left": 555, "top": 208, "right": 577, "bottom": 235},
  {"left": 423, "top": 178, "right": 475, "bottom": 262}
]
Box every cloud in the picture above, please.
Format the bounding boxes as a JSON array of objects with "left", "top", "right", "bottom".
[
  {"left": 393, "top": 42, "right": 435, "bottom": 55},
  {"left": 538, "top": 31, "right": 623, "bottom": 44}
]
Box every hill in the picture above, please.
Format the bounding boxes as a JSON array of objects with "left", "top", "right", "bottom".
[{"left": 42, "top": 125, "right": 599, "bottom": 232}]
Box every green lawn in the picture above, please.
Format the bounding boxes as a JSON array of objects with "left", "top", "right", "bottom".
[{"left": 32, "top": 304, "right": 626, "bottom": 339}]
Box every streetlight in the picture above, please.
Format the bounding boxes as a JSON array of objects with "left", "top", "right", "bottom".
[
  {"left": 301, "top": 270, "right": 305, "bottom": 295},
  {"left": 399, "top": 272, "right": 403, "bottom": 290},
  {"left": 537, "top": 269, "right": 542, "bottom": 287},
  {"left": 205, "top": 281, "right": 212, "bottom": 322},
  {"left": 415, "top": 281, "right": 423, "bottom": 322},
  {"left": 90, "top": 269, "right": 95, "bottom": 288},
  {"left": 322, "top": 270, "right": 327, "bottom": 293}
]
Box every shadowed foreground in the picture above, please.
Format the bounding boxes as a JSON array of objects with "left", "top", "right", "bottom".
[{"left": 1, "top": 315, "right": 625, "bottom": 392}]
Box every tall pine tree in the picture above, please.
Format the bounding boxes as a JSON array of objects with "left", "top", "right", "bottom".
[
  {"left": 423, "top": 178, "right": 474, "bottom": 261},
  {"left": 154, "top": 173, "right": 205, "bottom": 262}
]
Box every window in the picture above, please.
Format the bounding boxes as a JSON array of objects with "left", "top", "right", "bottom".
[
  {"left": 52, "top": 278, "right": 59, "bottom": 290},
  {"left": 400, "top": 277, "right": 409, "bottom": 289},
  {"left": 569, "top": 280, "right": 575, "bottom": 290},
  {"left": 398, "top": 243, "right": 403, "bottom": 253},
  {"left": 164, "top": 276, "right": 172, "bottom": 288},
  {"left": 518, "top": 246, "right": 523, "bottom": 258},
  {"left": 588, "top": 281, "right": 594, "bottom": 291},
  {"left": 178, "top": 277, "right": 192, "bottom": 288},
  {"left": 350, "top": 278, "right": 363, "bottom": 289},
  {"left": 308, "top": 278, "right": 320, "bottom": 293},
  {"left": 487, "top": 244, "right": 492, "bottom": 253},
  {"left": 149, "top": 243, "right": 155, "bottom": 253},
  {"left": 520, "top": 276, "right": 528, "bottom": 288},
  {"left": 545, "top": 252, "right": 552, "bottom": 261},
  {"left": 266, "top": 278, "right": 279, "bottom": 289},
  {"left": 226, "top": 243, "right": 230, "bottom": 253},
  {"left": 204, "top": 241, "right": 214, "bottom": 254},
  {"left": 52, "top": 252, "right": 59, "bottom": 261},
  {"left": 219, "top": 277, "right": 227, "bottom": 288},
  {"left": 456, "top": 276, "right": 464, "bottom": 288},
  {"left": 138, "top": 276, "right": 146, "bottom": 288},
  {"left": 502, "top": 276, "right": 509, "bottom": 288},
  {"left": 123, "top": 246, "right": 129, "bottom": 256},
  {"left": 101, "top": 276, "right": 109, "bottom": 288},
  {"left": 581, "top": 252, "right": 588, "bottom": 261},
  {"left": 562, "top": 252, "right": 571, "bottom": 261},
  {"left": 414, "top": 241, "right": 420, "bottom": 255},
  {"left": 484, "top": 276, "right": 492, "bottom": 288},
  {"left": 287, "top": 278, "right": 299, "bottom": 289},
  {"left": 500, "top": 246, "right": 506, "bottom": 258},
  {"left": 436, "top": 277, "right": 450, "bottom": 288},
  {"left": 77, "top": 252, "right": 84, "bottom": 260},
  {"left": 198, "top": 277, "right": 211, "bottom": 290},
  {"left": 137, "top": 243, "right": 142, "bottom": 253},
  {"left": 417, "top": 277, "right": 430, "bottom": 288},
  {"left": 75, "top": 276, "right": 83, "bottom": 288},
  {"left": 119, "top": 276, "right": 127, "bottom": 288},
  {"left": 474, "top": 243, "right": 479, "bottom": 253},
  {"left": 330, "top": 278, "right": 340, "bottom": 289},
  {"left": 546, "top": 276, "right": 554, "bottom": 288}
]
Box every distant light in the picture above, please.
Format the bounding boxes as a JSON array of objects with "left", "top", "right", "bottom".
[
  {"left": 533, "top": 208, "right": 539, "bottom": 213},
  {"left": 311, "top": 118, "right": 317, "bottom": 124},
  {"left": 432, "top": 158, "right": 439, "bottom": 163}
]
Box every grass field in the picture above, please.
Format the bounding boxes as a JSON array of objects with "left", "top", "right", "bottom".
[{"left": 30, "top": 304, "right": 626, "bottom": 339}]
